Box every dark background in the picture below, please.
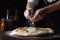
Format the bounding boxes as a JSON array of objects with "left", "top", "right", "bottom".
[
  {"left": 0, "top": 0, "right": 60, "bottom": 33},
  {"left": 0, "top": 0, "right": 27, "bottom": 27}
]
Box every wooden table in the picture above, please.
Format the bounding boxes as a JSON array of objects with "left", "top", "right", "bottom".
[{"left": 0, "top": 31, "right": 60, "bottom": 40}]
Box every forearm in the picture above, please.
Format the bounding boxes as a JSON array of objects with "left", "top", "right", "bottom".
[
  {"left": 26, "top": 0, "right": 39, "bottom": 9},
  {"left": 41, "top": 1, "right": 60, "bottom": 14},
  {"left": 26, "top": 2, "right": 35, "bottom": 9}
]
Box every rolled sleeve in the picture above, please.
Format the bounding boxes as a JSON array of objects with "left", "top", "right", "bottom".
[{"left": 28, "top": 0, "right": 39, "bottom": 5}]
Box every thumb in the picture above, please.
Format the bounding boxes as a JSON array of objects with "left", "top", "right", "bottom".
[{"left": 24, "top": 10, "right": 29, "bottom": 19}]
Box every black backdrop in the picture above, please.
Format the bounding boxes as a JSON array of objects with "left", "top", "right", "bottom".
[{"left": 0, "top": 0, "right": 27, "bottom": 27}]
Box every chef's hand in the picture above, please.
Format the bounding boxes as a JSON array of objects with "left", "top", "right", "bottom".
[
  {"left": 31, "top": 9, "right": 46, "bottom": 21},
  {"left": 24, "top": 8, "right": 34, "bottom": 19}
]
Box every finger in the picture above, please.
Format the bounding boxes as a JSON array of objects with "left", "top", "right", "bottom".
[
  {"left": 32, "top": 16, "right": 40, "bottom": 21},
  {"left": 24, "top": 10, "right": 33, "bottom": 19},
  {"left": 33, "top": 11, "right": 39, "bottom": 19},
  {"left": 24, "top": 10, "right": 29, "bottom": 19},
  {"left": 28, "top": 9, "right": 34, "bottom": 18}
]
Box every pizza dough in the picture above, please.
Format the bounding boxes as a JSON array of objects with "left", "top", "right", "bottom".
[{"left": 9, "top": 27, "right": 54, "bottom": 36}]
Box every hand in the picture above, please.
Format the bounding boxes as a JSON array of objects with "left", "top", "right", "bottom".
[
  {"left": 31, "top": 9, "right": 46, "bottom": 21},
  {"left": 24, "top": 8, "right": 34, "bottom": 19}
]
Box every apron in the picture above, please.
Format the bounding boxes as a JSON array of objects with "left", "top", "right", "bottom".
[{"left": 34, "top": 0, "right": 60, "bottom": 33}]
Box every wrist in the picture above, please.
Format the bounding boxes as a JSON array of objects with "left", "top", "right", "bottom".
[
  {"left": 39, "top": 8, "right": 47, "bottom": 15},
  {"left": 37, "top": 9, "right": 46, "bottom": 15},
  {"left": 26, "top": 8, "right": 33, "bottom": 10}
]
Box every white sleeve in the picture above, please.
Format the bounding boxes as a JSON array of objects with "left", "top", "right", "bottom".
[{"left": 28, "top": 0, "right": 39, "bottom": 5}]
